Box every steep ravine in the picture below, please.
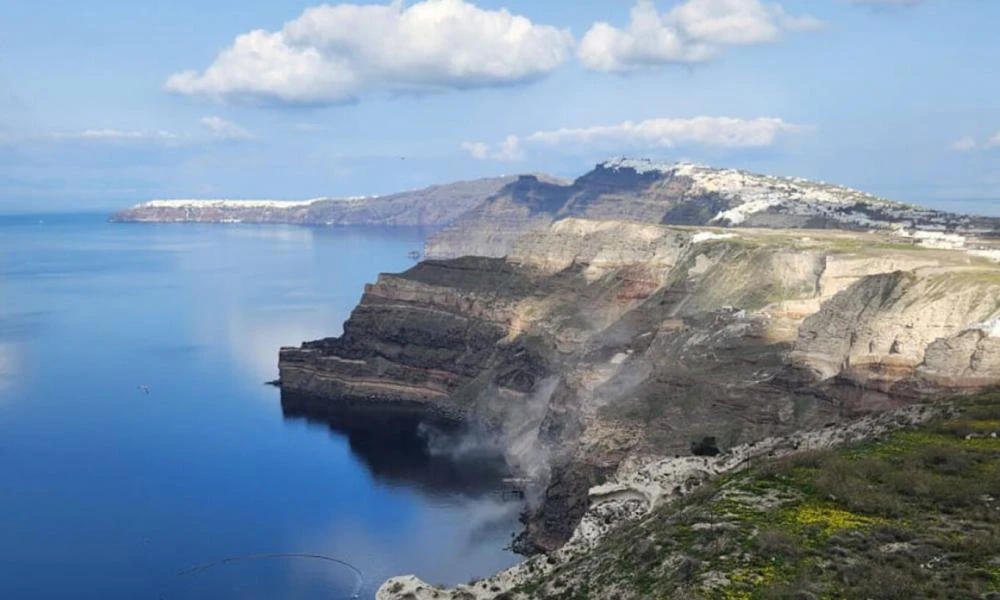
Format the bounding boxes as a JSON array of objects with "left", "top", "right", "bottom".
[{"left": 279, "top": 218, "right": 1000, "bottom": 575}]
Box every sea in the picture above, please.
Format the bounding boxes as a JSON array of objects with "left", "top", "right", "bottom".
[{"left": 0, "top": 213, "right": 522, "bottom": 599}]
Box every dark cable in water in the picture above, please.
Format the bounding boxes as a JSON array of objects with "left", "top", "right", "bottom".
[{"left": 174, "top": 553, "right": 364, "bottom": 599}]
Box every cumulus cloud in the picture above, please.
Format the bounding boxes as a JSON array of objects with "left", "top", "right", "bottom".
[
  {"left": 165, "top": 0, "right": 574, "bottom": 106},
  {"left": 460, "top": 141, "right": 490, "bottom": 159},
  {"left": 199, "top": 116, "right": 253, "bottom": 140},
  {"left": 950, "top": 136, "right": 977, "bottom": 152},
  {"left": 988, "top": 132, "right": 1000, "bottom": 148},
  {"left": 492, "top": 135, "right": 525, "bottom": 161},
  {"left": 463, "top": 116, "right": 805, "bottom": 161},
  {"left": 463, "top": 136, "right": 524, "bottom": 161},
  {"left": 578, "top": 0, "right": 822, "bottom": 72}
]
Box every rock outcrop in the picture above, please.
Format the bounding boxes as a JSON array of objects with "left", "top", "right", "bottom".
[
  {"left": 280, "top": 218, "right": 1000, "bottom": 557},
  {"left": 426, "top": 159, "right": 1000, "bottom": 259}
]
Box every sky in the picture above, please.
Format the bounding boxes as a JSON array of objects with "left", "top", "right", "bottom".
[{"left": 1, "top": 0, "right": 999, "bottom": 213}]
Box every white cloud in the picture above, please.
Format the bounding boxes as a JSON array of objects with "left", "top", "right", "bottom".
[
  {"left": 463, "top": 115, "right": 805, "bottom": 161},
  {"left": 578, "top": 0, "right": 822, "bottom": 72},
  {"left": 165, "top": 0, "right": 574, "bottom": 106},
  {"left": 199, "top": 116, "right": 253, "bottom": 140},
  {"left": 494, "top": 135, "right": 525, "bottom": 161},
  {"left": 988, "top": 131, "right": 1000, "bottom": 148},
  {"left": 461, "top": 137, "right": 523, "bottom": 160},
  {"left": 460, "top": 141, "right": 490, "bottom": 159},
  {"left": 950, "top": 136, "right": 977, "bottom": 152}
]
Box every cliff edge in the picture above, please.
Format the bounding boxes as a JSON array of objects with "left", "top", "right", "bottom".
[
  {"left": 281, "top": 217, "right": 1000, "bottom": 553},
  {"left": 276, "top": 161, "right": 1000, "bottom": 598}
]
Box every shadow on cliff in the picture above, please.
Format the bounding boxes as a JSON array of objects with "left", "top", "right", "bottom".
[{"left": 279, "top": 391, "right": 515, "bottom": 500}]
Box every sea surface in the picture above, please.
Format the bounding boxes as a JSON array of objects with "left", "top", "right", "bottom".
[{"left": 0, "top": 213, "right": 522, "bottom": 599}]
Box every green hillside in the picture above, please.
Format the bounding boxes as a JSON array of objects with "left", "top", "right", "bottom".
[{"left": 516, "top": 392, "right": 1000, "bottom": 600}]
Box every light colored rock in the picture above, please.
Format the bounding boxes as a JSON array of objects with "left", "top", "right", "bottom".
[
  {"left": 509, "top": 218, "right": 688, "bottom": 279},
  {"left": 792, "top": 269, "right": 1000, "bottom": 387}
]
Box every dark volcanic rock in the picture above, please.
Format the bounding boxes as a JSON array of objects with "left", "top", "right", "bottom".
[{"left": 279, "top": 258, "right": 540, "bottom": 420}]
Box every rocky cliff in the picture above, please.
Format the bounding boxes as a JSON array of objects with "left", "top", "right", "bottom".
[
  {"left": 110, "top": 175, "right": 542, "bottom": 226},
  {"left": 280, "top": 216, "right": 1000, "bottom": 559},
  {"left": 426, "top": 159, "right": 1000, "bottom": 259}
]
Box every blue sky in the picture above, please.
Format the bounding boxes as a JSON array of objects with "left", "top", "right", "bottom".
[{"left": 1, "top": 0, "right": 998, "bottom": 213}]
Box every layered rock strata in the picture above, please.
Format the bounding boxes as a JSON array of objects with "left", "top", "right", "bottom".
[{"left": 280, "top": 219, "right": 1000, "bottom": 556}]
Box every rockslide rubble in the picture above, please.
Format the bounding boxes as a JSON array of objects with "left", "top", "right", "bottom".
[{"left": 376, "top": 402, "right": 949, "bottom": 600}]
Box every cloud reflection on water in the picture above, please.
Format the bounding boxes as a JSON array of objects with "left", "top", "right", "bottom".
[
  {"left": 278, "top": 392, "right": 524, "bottom": 592},
  {"left": 291, "top": 498, "right": 522, "bottom": 596},
  {"left": 223, "top": 306, "right": 347, "bottom": 383},
  {"left": 0, "top": 341, "right": 18, "bottom": 396}
]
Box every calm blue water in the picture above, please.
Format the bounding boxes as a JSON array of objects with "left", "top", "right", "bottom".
[{"left": 0, "top": 214, "right": 521, "bottom": 599}]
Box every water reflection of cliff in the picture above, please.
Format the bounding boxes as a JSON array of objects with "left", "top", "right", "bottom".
[{"left": 280, "top": 391, "right": 512, "bottom": 499}]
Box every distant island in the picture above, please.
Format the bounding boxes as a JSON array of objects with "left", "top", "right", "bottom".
[{"left": 109, "top": 175, "right": 556, "bottom": 228}]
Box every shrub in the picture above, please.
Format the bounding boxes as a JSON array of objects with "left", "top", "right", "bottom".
[
  {"left": 754, "top": 528, "right": 803, "bottom": 559},
  {"left": 758, "top": 449, "right": 834, "bottom": 478},
  {"left": 813, "top": 458, "right": 907, "bottom": 518},
  {"left": 850, "top": 564, "right": 924, "bottom": 600},
  {"left": 916, "top": 443, "right": 977, "bottom": 476}
]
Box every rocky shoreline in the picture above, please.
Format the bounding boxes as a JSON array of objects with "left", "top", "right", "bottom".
[{"left": 376, "top": 401, "right": 949, "bottom": 599}]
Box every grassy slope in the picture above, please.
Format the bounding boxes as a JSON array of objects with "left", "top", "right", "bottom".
[{"left": 515, "top": 392, "right": 1000, "bottom": 599}]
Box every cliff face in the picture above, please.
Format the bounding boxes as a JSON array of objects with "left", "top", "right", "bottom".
[
  {"left": 426, "top": 159, "right": 1000, "bottom": 259},
  {"left": 109, "top": 175, "right": 535, "bottom": 226},
  {"left": 279, "top": 256, "right": 530, "bottom": 416},
  {"left": 280, "top": 217, "right": 1000, "bottom": 552}
]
